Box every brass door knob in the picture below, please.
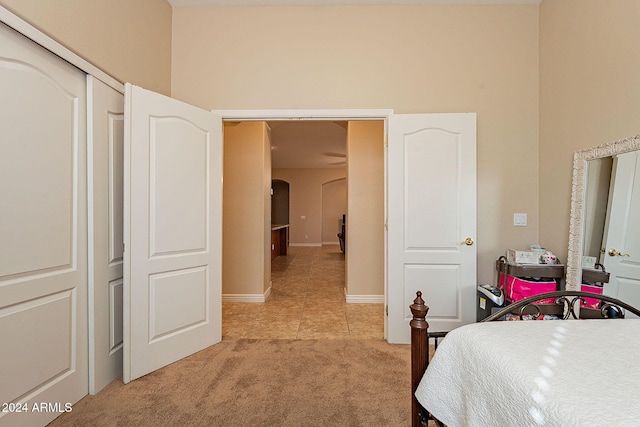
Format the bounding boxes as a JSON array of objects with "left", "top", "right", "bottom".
[
  {"left": 464, "top": 237, "right": 474, "bottom": 246},
  {"left": 608, "top": 248, "right": 630, "bottom": 257}
]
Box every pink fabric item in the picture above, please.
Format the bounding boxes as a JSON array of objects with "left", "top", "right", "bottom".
[{"left": 499, "top": 272, "right": 557, "bottom": 304}]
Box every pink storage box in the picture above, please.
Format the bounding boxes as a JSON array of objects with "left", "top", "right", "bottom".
[
  {"left": 580, "top": 283, "right": 604, "bottom": 309},
  {"left": 499, "top": 272, "right": 557, "bottom": 304}
]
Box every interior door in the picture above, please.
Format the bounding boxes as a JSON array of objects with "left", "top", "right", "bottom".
[
  {"left": 387, "top": 113, "right": 477, "bottom": 344},
  {"left": 0, "top": 22, "right": 88, "bottom": 426},
  {"left": 123, "top": 84, "right": 222, "bottom": 383},
  {"left": 87, "top": 75, "right": 125, "bottom": 393},
  {"left": 602, "top": 151, "right": 640, "bottom": 316}
]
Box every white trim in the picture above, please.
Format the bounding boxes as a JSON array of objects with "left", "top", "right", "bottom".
[
  {"left": 322, "top": 241, "right": 340, "bottom": 246},
  {"left": 223, "top": 286, "right": 271, "bottom": 302},
  {"left": 215, "top": 109, "right": 393, "bottom": 121},
  {"left": 346, "top": 294, "right": 384, "bottom": 304},
  {"left": 169, "top": 0, "right": 542, "bottom": 7},
  {"left": 289, "top": 243, "right": 323, "bottom": 247},
  {"left": 0, "top": 5, "right": 124, "bottom": 94}
]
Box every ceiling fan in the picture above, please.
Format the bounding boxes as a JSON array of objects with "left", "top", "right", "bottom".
[{"left": 324, "top": 151, "right": 346, "bottom": 166}]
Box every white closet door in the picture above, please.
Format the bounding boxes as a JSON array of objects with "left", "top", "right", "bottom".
[
  {"left": 0, "top": 22, "right": 88, "bottom": 426},
  {"left": 87, "top": 75, "right": 125, "bottom": 394},
  {"left": 123, "top": 84, "right": 222, "bottom": 383}
]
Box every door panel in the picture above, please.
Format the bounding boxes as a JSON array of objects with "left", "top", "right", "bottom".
[
  {"left": 150, "top": 118, "right": 208, "bottom": 255},
  {"left": 387, "top": 113, "right": 476, "bottom": 344},
  {"left": 87, "top": 75, "right": 125, "bottom": 394},
  {"left": 0, "top": 22, "right": 87, "bottom": 426},
  {"left": 123, "top": 84, "right": 222, "bottom": 383},
  {"left": 405, "top": 132, "right": 459, "bottom": 249},
  {"left": 603, "top": 151, "right": 640, "bottom": 317},
  {"left": 110, "top": 279, "right": 125, "bottom": 351}
]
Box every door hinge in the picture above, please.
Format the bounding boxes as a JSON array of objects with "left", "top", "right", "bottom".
[
  {"left": 123, "top": 243, "right": 125, "bottom": 253},
  {"left": 384, "top": 220, "right": 388, "bottom": 230},
  {"left": 384, "top": 134, "right": 388, "bottom": 147},
  {"left": 385, "top": 305, "right": 388, "bottom": 316}
]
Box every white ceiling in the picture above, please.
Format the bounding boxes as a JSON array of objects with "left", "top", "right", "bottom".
[
  {"left": 169, "top": 0, "right": 541, "bottom": 6},
  {"left": 267, "top": 121, "right": 347, "bottom": 169}
]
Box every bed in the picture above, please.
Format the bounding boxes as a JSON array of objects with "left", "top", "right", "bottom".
[{"left": 410, "top": 290, "right": 640, "bottom": 427}]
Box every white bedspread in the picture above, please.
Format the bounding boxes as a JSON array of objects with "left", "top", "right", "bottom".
[{"left": 415, "top": 319, "right": 640, "bottom": 427}]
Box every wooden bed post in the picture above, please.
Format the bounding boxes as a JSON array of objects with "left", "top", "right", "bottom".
[{"left": 410, "top": 291, "right": 429, "bottom": 427}]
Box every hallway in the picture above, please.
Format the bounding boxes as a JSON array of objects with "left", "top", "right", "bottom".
[{"left": 222, "top": 245, "right": 384, "bottom": 339}]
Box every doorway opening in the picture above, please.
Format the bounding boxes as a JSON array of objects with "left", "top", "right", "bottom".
[{"left": 218, "top": 110, "right": 390, "bottom": 339}]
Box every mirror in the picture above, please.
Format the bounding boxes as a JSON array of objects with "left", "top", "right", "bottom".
[{"left": 566, "top": 135, "right": 640, "bottom": 291}]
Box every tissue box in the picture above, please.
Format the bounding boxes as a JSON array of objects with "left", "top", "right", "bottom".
[
  {"left": 506, "top": 249, "right": 542, "bottom": 264},
  {"left": 581, "top": 256, "right": 597, "bottom": 270}
]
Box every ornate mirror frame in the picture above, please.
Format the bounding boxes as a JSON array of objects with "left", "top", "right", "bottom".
[{"left": 566, "top": 135, "right": 640, "bottom": 291}]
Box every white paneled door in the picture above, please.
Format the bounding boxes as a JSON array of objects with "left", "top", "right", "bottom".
[
  {"left": 387, "top": 113, "right": 477, "bottom": 344},
  {"left": 87, "top": 75, "right": 125, "bottom": 394},
  {"left": 123, "top": 84, "right": 223, "bottom": 382},
  {"left": 602, "top": 151, "right": 640, "bottom": 316},
  {"left": 0, "top": 22, "right": 88, "bottom": 426}
]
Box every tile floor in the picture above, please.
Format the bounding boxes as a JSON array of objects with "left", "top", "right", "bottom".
[{"left": 222, "top": 245, "right": 385, "bottom": 340}]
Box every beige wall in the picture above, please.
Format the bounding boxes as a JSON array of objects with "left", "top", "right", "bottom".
[
  {"left": 539, "top": 0, "right": 640, "bottom": 261},
  {"left": 322, "top": 179, "right": 347, "bottom": 244},
  {"left": 0, "top": 0, "right": 172, "bottom": 94},
  {"left": 172, "top": 4, "right": 540, "bottom": 285},
  {"left": 262, "top": 125, "right": 272, "bottom": 293},
  {"left": 347, "top": 121, "right": 385, "bottom": 297},
  {"left": 7, "top": 0, "right": 638, "bottom": 293},
  {"left": 272, "top": 168, "right": 347, "bottom": 245},
  {"left": 223, "top": 122, "right": 271, "bottom": 296},
  {"left": 271, "top": 180, "right": 290, "bottom": 225}
]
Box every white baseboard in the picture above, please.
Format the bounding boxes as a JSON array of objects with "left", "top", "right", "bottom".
[
  {"left": 321, "top": 241, "right": 340, "bottom": 246},
  {"left": 223, "top": 286, "right": 271, "bottom": 303},
  {"left": 345, "top": 294, "right": 384, "bottom": 304},
  {"left": 289, "top": 243, "right": 322, "bottom": 247},
  {"left": 223, "top": 290, "right": 380, "bottom": 304}
]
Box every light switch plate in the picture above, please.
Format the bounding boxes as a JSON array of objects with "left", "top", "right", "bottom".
[{"left": 514, "top": 213, "right": 527, "bottom": 226}]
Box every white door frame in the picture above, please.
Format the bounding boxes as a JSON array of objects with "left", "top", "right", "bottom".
[{"left": 215, "top": 109, "right": 393, "bottom": 339}]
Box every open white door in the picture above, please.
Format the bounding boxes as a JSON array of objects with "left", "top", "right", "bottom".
[
  {"left": 387, "top": 113, "right": 476, "bottom": 344},
  {"left": 602, "top": 151, "right": 640, "bottom": 316},
  {"left": 123, "top": 84, "right": 222, "bottom": 383}
]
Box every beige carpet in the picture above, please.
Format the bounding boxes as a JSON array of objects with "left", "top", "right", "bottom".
[{"left": 48, "top": 339, "right": 411, "bottom": 426}]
